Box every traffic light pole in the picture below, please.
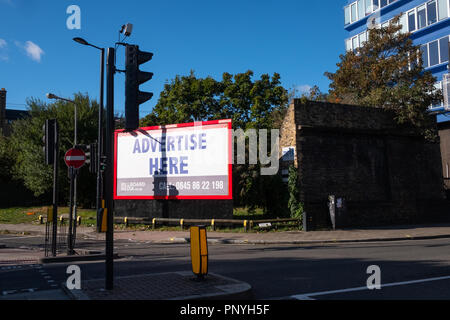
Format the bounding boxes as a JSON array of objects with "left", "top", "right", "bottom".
[
  {"left": 105, "top": 47, "right": 115, "bottom": 290},
  {"left": 68, "top": 167, "right": 75, "bottom": 255},
  {"left": 51, "top": 121, "right": 59, "bottom": 257}
]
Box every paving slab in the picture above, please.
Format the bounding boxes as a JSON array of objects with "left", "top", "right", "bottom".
[{"left": 65, "top": 271, "right": 252, "bottom": 300}]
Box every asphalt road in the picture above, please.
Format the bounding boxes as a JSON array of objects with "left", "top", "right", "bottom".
[{"left": 1, "top": 233, "right": 450, "bottom": 300}]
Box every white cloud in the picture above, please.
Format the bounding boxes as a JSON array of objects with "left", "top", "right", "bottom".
[
  {"left": 0, "top": 39, "right": 6, "bottom": 48},
  {"left": 16, "top": 41, "right": 44, "bottom": 62},
  {"left": 296, "top": 84, "right": 312, "bottom": 94},
  {"left": 0, "top": 0, "right": 14, "bottom": 6}
]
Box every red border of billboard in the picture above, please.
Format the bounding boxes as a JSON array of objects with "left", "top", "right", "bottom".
[{"left": 113, "top": 119, "right": 233, "bottom": 200}]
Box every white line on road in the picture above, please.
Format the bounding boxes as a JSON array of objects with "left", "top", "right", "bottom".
[
  {"left": 291, "top": 275, "right": 450, "bottom": 300},
  {"left": 0, "top": 236, "right": 42, "bottom": 240}
]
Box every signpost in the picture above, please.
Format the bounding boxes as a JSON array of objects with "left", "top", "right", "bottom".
[
  {"left": 65, "top": 148, "right": 86, "bottom": 169},
  {"left": 64, "top": 147, "right": 86, "bottom": 255}
]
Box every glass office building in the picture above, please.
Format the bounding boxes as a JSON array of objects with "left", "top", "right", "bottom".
[{"left": 344, "top": 0, "right": 450, "bottom": 119}]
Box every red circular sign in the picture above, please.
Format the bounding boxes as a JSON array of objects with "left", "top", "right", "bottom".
[{"left": 65, "top": 148, "right": 86, "bottom": 169}]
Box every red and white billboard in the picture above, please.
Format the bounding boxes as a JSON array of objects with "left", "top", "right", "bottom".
[{"left": 114, "top": 119, "right": 232, "bottom": 200}]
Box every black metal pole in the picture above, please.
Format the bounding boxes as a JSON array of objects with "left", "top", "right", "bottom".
[
  {"left": 68, "top": 167, "right": 75, "bottom": 255},
  {"left": 51, "top": 120, "right": 59, "bottom": 257},
  {"left": 105, "top": 47, "right": 115, "bottom": 290},
  {"left": 97, "top": 48, "right": 105, "bottom": 232}
]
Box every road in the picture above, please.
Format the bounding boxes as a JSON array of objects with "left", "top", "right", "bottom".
[{"left": 1, "top": 233, "right": 450, "bottom": 299}]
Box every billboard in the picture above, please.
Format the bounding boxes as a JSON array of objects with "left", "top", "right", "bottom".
[{"left": 114, "top": 119, "right": 232, "bottom": 200}]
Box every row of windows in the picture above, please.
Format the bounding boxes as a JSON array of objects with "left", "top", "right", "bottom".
[
  {"left": 345, "top": 0, "right": 449, "bottom": 26},
  {"left": 406, "top": 0, "right": 449, "bottom": 32},
  {"left": 345, "top": 0, "right": 449, "bottom": 52},
  {"left": 421, "top": 36, "right": 449, "bottom": 68},
  {"left": 345, "top": 0, "right": 398, "bottom": 25}
]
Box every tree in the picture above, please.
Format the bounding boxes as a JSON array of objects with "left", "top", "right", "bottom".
[
  {"left": 141, "top": 70, "right": 288, "bottom": 130},
  {"left": 141, "top": 70, "right": 289, "bottom": 214},
  {"left": 325, "top": 16, "right": 441, "bottom": 138},
  {"left": 9, "top": 93, "right": 99, "bottom": 206}
]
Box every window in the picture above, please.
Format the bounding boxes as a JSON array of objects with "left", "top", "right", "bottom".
[
  {"left": 418, "top": 5, "right": 427, "bottom": 29},
  {"left": 346, "top": 38, "right": 352, "bottom": 51},
  {"left": 372, "top": 0, "right": 379, "bottom": 11},
  {"left": 380, "top": 0, "right": 388, "bottom": 8},
  {"left": 429, "top": 40, "right": 440, "bottom": 66},
  {"left": 352, "top": 36, "right": 359, "bottom": 50},
  {"left": 399, "top": 13, "right": 408, "bottom": 33},
  {"left": 358, "top": 0, "right": 365, "bottom": 20},
  {"left": 421, "top": 45, "right": 429, "bottom": 68},
  {"left": 365, "top": 0, "right": 372, "bottom": 15},
  {"left": 351, "top": 3, "right": 357, "bottom": 22},
  {"left": 438, "top": 0, "right": 449, "bottom": 20},
  {"left": 345, "top": 6, "right": 351, "bottom": 25},
  {"left": 408, "top": 11, "right": 416, "bottom": 31},
  {"left": 427, "top": 0, "right": 438, "bottom": 25},
  {"left": 359, "top": 32, "right": 367, "bottom": 46},
  {"left": 439, "top": 37, "right": 449, "bottom": 63}
]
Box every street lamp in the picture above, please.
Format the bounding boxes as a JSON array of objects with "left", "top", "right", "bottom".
[
  {"left": 46, "top": 93, "right": 78, "bottom": 255},
  {"left": 73, "top": 37, "right": 105, "bottom": 231},
  {"left": 46, "top": 93, "right": 77, "bottom": 145}
]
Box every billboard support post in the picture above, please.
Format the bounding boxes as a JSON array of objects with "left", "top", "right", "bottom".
[{"left": 105, "top": 47, "right": 115, "bottom": 291}]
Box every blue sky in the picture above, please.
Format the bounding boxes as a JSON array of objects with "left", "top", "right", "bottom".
[{"left": 0, "top": 0, "right": 347, "bottom": 116}]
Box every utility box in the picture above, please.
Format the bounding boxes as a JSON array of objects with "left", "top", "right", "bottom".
[{"left": 328, "top": 195, "right": 346, "bottom": 230}]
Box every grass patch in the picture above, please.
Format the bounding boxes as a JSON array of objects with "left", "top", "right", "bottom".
[{"left": 0, "top": 206, "right": 97, "bottom": 226}]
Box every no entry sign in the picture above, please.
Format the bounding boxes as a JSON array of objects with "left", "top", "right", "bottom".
[{"left": 65, "top": 148, "right": 86, "bottom": 169}]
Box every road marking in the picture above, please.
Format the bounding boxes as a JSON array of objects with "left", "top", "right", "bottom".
[
  {"left": 0, "top": 236, "right": 41, "bottom": 240},
  {"left": 291, "top": 275, "right": 450, "bottom": 300}
]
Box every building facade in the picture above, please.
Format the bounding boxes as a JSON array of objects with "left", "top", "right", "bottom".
[
  {"left": 0, "top": 88, "right": 29, "bottom": 136},
  {"left": 343, "top": 0, "right": 449, "bottom": 118}
]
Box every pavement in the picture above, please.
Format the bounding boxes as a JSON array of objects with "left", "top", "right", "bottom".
[{"left": 2, "top": 222, "right": 450, "bottom": 300}]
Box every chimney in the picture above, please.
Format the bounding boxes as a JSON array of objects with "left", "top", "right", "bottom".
[{"left": 0, "top": 88, "right": 6, "bottom": 132}]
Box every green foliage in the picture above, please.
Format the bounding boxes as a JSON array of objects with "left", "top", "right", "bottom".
[
  {"left": 287, "top": 165, "right": 303, "bottom": 220},
  {"left": 142, "top": 70, "right": 289, "bottom": 213},
  {"left": 8, "top": 93, "right": 99, "bottom": 206},
  {"left": 0, "top": 134, "right": 16, "bottom": 181},
  {"left": 141, "top": 70, "right": 289, "bottom": 130},
  {"left": 325, "top": 16, "right": 441, "bottom": 139}
]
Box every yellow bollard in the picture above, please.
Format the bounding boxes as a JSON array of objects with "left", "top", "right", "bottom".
[
  {"left": 190, "top": 226, "right": 208, "bottom": 279},
  {"left": 77, "top": 216, "right": 82, "bottom": 226},
  {"left": 211, "top": 219, "right": 215, "bottom": 231},
  {"left": 152, "top": 218, "right": 156, "bottom": 230},
  {"left": 180, "top": 219, "right": 184, "bottom": 230},
  {"left": 101, "top": 209, "right": 108, "bottom": 233},
  {"left": 124, "top": 217, "right": 128, "bottom": 227}
]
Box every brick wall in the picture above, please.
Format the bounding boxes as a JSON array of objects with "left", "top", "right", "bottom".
[
  {"left": 280, "top": 99, "right": 449, "bottom": 228},
  {"left": 438, "top": 121, "right": 450, "bottom": 192}
]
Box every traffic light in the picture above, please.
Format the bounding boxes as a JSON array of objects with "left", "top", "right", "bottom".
[
  {"left": 85, "top": 143, "right": 98, "bottom": 174},
  {"left": 125, "top": 44, "right": 154, "bottom": 131},
  {"left": 42, "top": 119, "right": 56, "bottom": 165}
]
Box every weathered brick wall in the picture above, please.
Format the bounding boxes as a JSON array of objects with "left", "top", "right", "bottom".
[
  {"left": 279, "top": 103, "right": 297, "bottom": 168},
  {"left": 438, "top": 121, "right": 450, "bottom": 192},
  {"left": 281, "top": 99, "right": 449, "bottom": 228}
]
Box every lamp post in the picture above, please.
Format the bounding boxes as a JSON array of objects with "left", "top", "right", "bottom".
[
  {"left": 73, "top": 37, "right": 105, "bottom": 231},
  {"left": 46, "top": 93, "right": 78, "bottom": 254}
]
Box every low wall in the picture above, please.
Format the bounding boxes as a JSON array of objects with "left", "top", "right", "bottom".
[{"left": 114, "top": 199, "right": 233, "bottom": 220}]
